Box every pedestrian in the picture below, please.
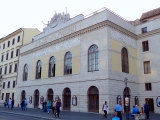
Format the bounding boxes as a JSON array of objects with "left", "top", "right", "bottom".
[
  {"left": 102, "top": 101, "right": 108, "bottom": 118},
  {"left": 47, "top": 99, "right": 52, "bottom": 114},
  {"left": 52, "top": 100, "right": 57, "bottom": 117},
  {"left": 56, "top": 99, "right": 61, "bottom": 118},
  {"left": 24, "top": 98, "right": 28, "bottom": 111},
  {"left": 112, "top": 112, "right": 120, "bottom": 120},
  {"left": 4, "top": 99, "right": 7, "bottom": 109},
  {"left": 42, "top": 100, "right": 47, "bottom": 112},
  {"left": 115, "top": 101, "right": 123, "bottom": 120},
  {"left": 144, "top": 102, "right": 149, "bottom": 119},
  {"left": 21, "top": 99, "right": 25, "bottom": 111},
  {"left": 11, "top": 99, "right": 14, "bottom": 110},
  {"left": 8, "top": 98, "right": 12, "bottom": 110}
]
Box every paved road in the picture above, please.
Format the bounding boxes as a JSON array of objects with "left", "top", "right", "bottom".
[
  {"left": 0, "top": 112, "right": 44, "bottom": 120},
  {"left": 0, "top": 106, "right": 160, "bottom": 120}
]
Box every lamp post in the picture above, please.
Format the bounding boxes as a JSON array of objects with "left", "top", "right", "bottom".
[{"left": 124, "top": 77, "right": 129, "bottom": 120}]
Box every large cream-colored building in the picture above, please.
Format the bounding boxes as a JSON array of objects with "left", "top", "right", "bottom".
[
  {"left": 0, "top": 28, "right": 41, "bottom": 102},
  {"left": 16, "top": 7, "right": 160, "bottom": 114}
]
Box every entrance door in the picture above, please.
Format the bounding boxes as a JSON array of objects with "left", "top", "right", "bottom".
[
  {"left": 123, "top": 87, "right": 130, "bottom": 112},
  {"left": 6, "top": 93, "right": 10, "bottom": 100},
  {"left": 21, "top": 90, "right": 26, "bottom": 102},
  {"left": 145, "top": 98, "right": 154, "bottom": 112},
  {"left": 34, "top": 90, "right": 39, "bottom": 108},
  {"left": 47, "top": 89, "right": 53, "bottom": 101},
  {"left": 88, "top": 86, "right": 99, "bottom": 113},
  {"left": 63, "top": 88, "right": 71, "bottom": 110}
]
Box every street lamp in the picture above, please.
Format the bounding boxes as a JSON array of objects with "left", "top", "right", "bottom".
[{"left": 124, "top": 77, "right": 129, "bottom": 120}]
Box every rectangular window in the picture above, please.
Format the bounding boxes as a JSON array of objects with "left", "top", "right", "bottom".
[
  {"left": 8, "top": 41, "right": 10, "bottom": 47},
  {"left": 13, "top": 81, "right": 15, "bottom": 88},
  {"left": 14, "top": 63, "right": 17, "bottom": 72},
  {"left": 145, "top": 83, "right": 152, "bottom": 91},
  {"left": 7, "top": 81, "right": 10, "bottom": 88},
  {"left": 3, "top": 82, "right": 5, "bottom": 89},
  {"left": 0, "top": 67, "right": 2, "bottom": 75},
  {"left": 1, "top": 55, "right": 4, "bottom": 62},
  {"left": 142, "top": 27, "right": 147, "bottom": 33},
  {"left": 3, "top": 43, "right": 5, "bottom": 49},
  {"left": 16, "top": 49, "right": 19, "bottom": 56},
  {"left": 2, "top": 93, "right": 4, "bottom": 100},
  {"left": 6, "top": 53, "right": 9, "bottom": 60},
  {"left": 4, "top": 66, "right": 7, "bottom": 74},
  {"left": 144, "top": 61, "right": 151, "bottom": 74},
  {"left": 12, "top": 38, "right": 15, "bottom": 45},
  {"left": 142, "top": 41, "right": 149, "bottom": 52},
  {"left": 9, "top": 65, "right": 12, "bottom": 73},
  {"left": 17, "top": 36, "right": 20, "bottom": 42},
  {"left": 12, "top": 93, "right": 14, "bottom": 100},
  {"left": 11, "top": 51, "right": 13, "bottom": 58}
]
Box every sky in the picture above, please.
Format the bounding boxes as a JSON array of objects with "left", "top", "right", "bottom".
[{"left": 0, "top": 0, "right": 160, "bottom": 38}]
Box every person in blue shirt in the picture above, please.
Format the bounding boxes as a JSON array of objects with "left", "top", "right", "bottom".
[
  {"left": 130, "top": 106, "right": 139, "bottom": 118},
  {"left": 112, "top": 112, "right": 120, "bottom": 120},
  {"left": 115, "top": 101, "right": 123, "bottom": 120},
  {"left": 144, "top": 102, "right": 149, "bottom": 119}
]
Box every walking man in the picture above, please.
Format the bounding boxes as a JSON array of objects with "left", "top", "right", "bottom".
[
  {"left": 24, "top": 98, "right": 28, "bottom": 111},
  {"left": 11, "top": 99, "right": 14, "bottom": 109},
  {"left": 115, "top": 101, "right": 123, "bottom": 120},
  {"left": 56, "top": 99, "right": 61, "bottom": 118},
  {"left": 102, "top": 101, "right": 108, "bottom": 118},
  {"left": 144, "top": 102, "right": 149, "bottom": 119}
]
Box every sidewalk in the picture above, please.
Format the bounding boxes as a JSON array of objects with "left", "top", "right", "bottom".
[{"left": 0, "top": 106, "right": 160, "bottom": 120}]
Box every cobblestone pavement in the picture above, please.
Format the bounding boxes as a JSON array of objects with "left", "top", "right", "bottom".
[{"left": 0, "top": 106, "right": 160, "bottom": 120}]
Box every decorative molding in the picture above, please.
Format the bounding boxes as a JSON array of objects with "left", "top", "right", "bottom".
[
  {"left": 21, "top": 20, "right": 138, "bottom": 56},
  {"left": 137, "top": 28, "right": 160, "bottom": 39},
  {"left": 110, "top": 29, "right": 136, "bottom": 48},
  {"left": 32, "top": 37, "right": 80, "bottom": 58}
]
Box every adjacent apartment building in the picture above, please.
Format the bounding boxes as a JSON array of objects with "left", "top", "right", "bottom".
[{"left": 0, "top": 28, "right": 41, "bottom": 102}]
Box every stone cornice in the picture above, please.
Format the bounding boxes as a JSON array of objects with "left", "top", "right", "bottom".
[
  {"left": 21, "top": 20, "right": 138, "bottom": 56},
  {"left": 0, "top": 28, "right": 22, "bottom": 43},
  {"left": 137, "top": 28, "right": 160, "bottom": 39}
]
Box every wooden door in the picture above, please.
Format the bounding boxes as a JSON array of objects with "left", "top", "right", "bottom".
[
  {"left": 89, "top": 94, "right": 99, "bottom": 112},
  {"left": 63, "top": 88, "right": 71, "bottom": 110},
  {"left": 145, "top": 98, "right": 154, "bottom": 112},
  {"left": 34, "top": 90, "right": 39, "bottom": 108}
]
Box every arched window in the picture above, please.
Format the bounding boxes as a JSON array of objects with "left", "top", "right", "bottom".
[
  {"left": 23, "top": 64, "right": 28, "bottom": 81},
  {"left": 48, "top": 56, "right": 56, "bottom": 77},
  {"left": 64, "top": 52, "right": 72, "bottom": 75},
  {"left": 36, "top": 60, "right": 42, "bottom": 79},
  {"left": 121, "top": 48, "right": 129, "bottom": 73},
  {"left": 88, "top": 45, "right": 99, "bottom": 72}
]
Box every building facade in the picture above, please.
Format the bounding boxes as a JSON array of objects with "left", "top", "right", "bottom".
[
  {"left": 16, "top": 7, "right": 160, "bottom": 114},
  {"left": 0, "top": 28, "right": 41, "bottom": 103}
]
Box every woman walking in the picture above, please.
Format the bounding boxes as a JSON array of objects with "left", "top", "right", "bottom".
[
  {"left": 56, "top": 99, "right": 61, "bottom": 118},
  {"left": 47, "top": 99, "right": 51, "bottom": 114}
]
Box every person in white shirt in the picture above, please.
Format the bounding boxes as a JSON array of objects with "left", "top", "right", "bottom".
[
  {"left": 8, "top": 98, "right": 12, "bottom": 110},
  {"left": 102, "top": 101, "right": 108, "bottom": 118},
  {"left": 24, "top": 98, "right": 28, "bottom": 111}
]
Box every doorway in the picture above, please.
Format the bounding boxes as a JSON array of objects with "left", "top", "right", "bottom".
[
  {"left": 123, "top": 87, "right": 130, "bottom": 112},
  {"left": 88, "top": 86, "right": 99, "bottom": 113},
  {"left": 34, "top": 89, "right": 39, "bottom": 108},
  {"left": 145, "top": 98, "right": 154, "bottom": 112},
  {"left": 21, "top": 90, "right": 26, "bottom": 102},
  {"left": 47, "top": 89, "right": 53, "bottom": 101},
  {"left": 63, "top": 88, "right": 71, "bottom": 110}
]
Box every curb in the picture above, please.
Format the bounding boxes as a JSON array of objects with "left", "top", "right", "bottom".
[{"left": 1, "top": 111, "right": 62, "bottom": 120}]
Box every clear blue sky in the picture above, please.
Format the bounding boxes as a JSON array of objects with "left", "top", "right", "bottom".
[{"left": 0, "top": 0, "right": 159, "bottom": 38}]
